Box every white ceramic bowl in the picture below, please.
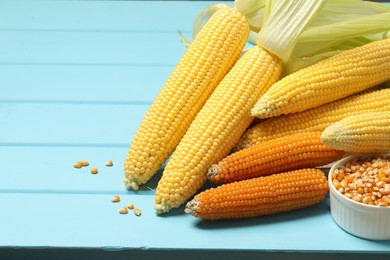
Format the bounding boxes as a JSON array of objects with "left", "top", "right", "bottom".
[{"left": 328, "top": 155, "right": 390, "bottom": 240}]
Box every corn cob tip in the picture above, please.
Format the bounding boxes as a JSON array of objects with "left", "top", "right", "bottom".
[
  {"left": 207, "top": 165, "right": 222, "bottom": 180},
  {"left": 231, "top": 136, "right": 252, "bottom": 152},
  {"left": 251, "top": 95, "right": 273, "bottom": 119},
  {"left": 184, "top": 198, "right": 199, "bottom": 216},
  {"left": 154, "top": 201, "right": 171, "bottom": 215},
  {"left": 123, "top": 178, "right": 140, "bottom": 191},
  {"left": 320, "top": 122, "right": 346, "bottom": 147}
]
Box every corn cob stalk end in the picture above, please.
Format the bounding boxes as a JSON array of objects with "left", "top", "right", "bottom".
[
  {"left": 154, "top": 201, "right": 170, "bottom": 215},
  {"left": 184, "top": 198, "right": 200, "bottom": 215},
  {"left": 123, "top": 178, "right": 140, "bottom": 191},
  {"left": 231, "top": 136, "right": 252, "bottom": 152},
  {"left": 250, "top": 94, "right": 273, "bottom": 118},
  {"left": 207, "top": 165, "right": 223, "bottom": 182},
  {"left": 320, "top": 122, "right": 346, "bottom": 149}
]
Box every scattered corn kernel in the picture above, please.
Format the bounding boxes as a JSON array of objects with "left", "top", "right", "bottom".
[
  {"left": 90, "top": 167, "right": 98, "bottom": 174},
  {"left": 134, "top": 209, "right": 142, "bottom": 216},
  {"left": 81, "top": 160, "right": 89, "bottom": 167},
  {"left": 332, "top": 155, "right": 390, "bottom": 207},
  {"left": 119, "top": 207, "right": 128, "bottom": 214},
  {"left": 105, "top": 160, "right": 114, "bottom": 167},
  {"left": 111, "top": 196, "right": 120, "bottom": 203},
  {"left": 127, "top": 203, "right": 134, "bottom": 210},
  {"left": 73, "top": 162, "right": 82, "bottom": 169}
]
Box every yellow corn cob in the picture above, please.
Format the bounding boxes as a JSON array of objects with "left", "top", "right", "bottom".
[
  {"left": 233, "top": 88, "right": 390, "bottom": 151},
  {"left": 185, "top": 168, "right": 329, "bottom": 220},
  {"left": 321, "top": 111, "right": 390, "bottom": 153},
  {"left": 252, "top": 38, "right": 390, "bottom": 119},
  {"left": 209, "top": 131, "right": 344, "bottom": 184},
  {"left": 154, "top": 45, "right": 283, "bottom": 214},
  {"left": 123, "top": 7, "right": 250, "bottom": 190}
]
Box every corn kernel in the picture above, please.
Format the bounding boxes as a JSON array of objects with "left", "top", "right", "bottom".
[
  {"left": 119, "top": 207, "right": 128, "bottom": 214},
  {"left": 81, "top": 160, "right": 89, "bottom": 167},
  {"left": 90, "top": 168, "right": 98, "bottom": 174},
  {"left": 134, "top": 209, "right": 142, "bottom": 216},
  {"left": 73, "top": 162, "right": 82, "bottom": 169},
  {"left": 105, "top": 160, "right": 114, "bottom": 167},
  {"left": 111, "top": 196, "right": 120, "bottom": 203}
]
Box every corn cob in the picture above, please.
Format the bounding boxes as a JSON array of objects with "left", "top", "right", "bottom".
[
  {"left": 252, "top": 38, "right": 390, "bottom": 119},
  {"left": 321, "top": 111, "right": 390, "bottom": 153},
  {"left": 233, "top": 88, "right": 390, "bottom": 152},
  {"left": 154, "top": 46, "right": 283, "bottom": 214},
  {"left": 185, "top": 168, "right": 329, "bottom": 220},
  {"left": 209, "top": 131, "right": 344, "bottom": 184},
  {"left": 123, "top": 7, "right": 250, "bottom": 190}
]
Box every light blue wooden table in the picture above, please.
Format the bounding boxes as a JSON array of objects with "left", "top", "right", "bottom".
[{"left": 0, "top": 1, "right": 389, "bottom": 259}]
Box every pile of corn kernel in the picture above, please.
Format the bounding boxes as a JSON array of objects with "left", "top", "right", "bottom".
[{"left": 331, "top": 156, "right": 390, "bottom": 207}]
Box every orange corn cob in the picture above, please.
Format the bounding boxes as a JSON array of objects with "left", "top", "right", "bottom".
[
  {"left": 208, "top": 131, "right": 344, "bottom": 184},
  {"left": 185, "top": 168, "right": 329, "bottom": 220}
]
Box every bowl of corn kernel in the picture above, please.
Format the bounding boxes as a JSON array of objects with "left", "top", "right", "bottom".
[{"left": 328, "top": 154, "right": 390, "bottom": 240}]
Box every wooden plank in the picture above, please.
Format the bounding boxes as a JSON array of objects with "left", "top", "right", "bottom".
[
  {"left": 0, "top": 103, "right": 146, "bottom": 145},
  {"left": 0, "top": 249, "right": 386, "bottom": 260},
  {"left": 2, "top": 192, "right": 388, "bottom": 252},
  {"left": 0, "top": 31, "right": 186, "bottom": 65},
  {"left": 0, "top": 1, "right": 229, "bottom": 32},
  {"left": 0, "top": 65, "right": 171, "bottom": 103},
  {"left": 0, "top": 146, "right": 159, "bottom": 193}
]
